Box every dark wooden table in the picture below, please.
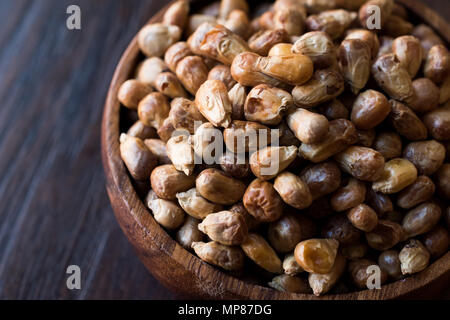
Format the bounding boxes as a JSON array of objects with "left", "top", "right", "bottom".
[{"left": 0, "top": 0, "right": 448, "bottom": 300}]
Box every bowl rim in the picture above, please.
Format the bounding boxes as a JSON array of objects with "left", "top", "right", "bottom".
[{"left": 101, "top": 0, "right": 450, "bottom": 300}]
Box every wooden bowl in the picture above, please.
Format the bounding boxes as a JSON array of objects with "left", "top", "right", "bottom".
[{"left": 102, "top": 0, "right": 450, "bottom": 299}]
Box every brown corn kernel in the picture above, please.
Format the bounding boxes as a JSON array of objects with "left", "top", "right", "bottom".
[
  {"left": 223, "top": 9, "right": 251, "bottom": 39},
  {"left": 196, "top": 168, "right": 246, "bottom": 205},
  {"left": 243, "top": 179, "right": 283, "bottom": 223},
  {"left": 251, "top": 10, "right": 275, "bottom": 32},
  {"left": 176, "top": 216, "right": 204, "bottom": 250},
  {"left": 348, "top": 258, "right": 388, "bottom": 288},
  {"left": 300, "top": 161, "right": 341, "bottom": 200},
  {"left": 248, "top": 29, "right": 289, "bottom": 56},
  {"left": 402, "top": 202, "right": 442, "bottom": 238},
  {"left": 423, "top": 104, "right": 450, "bottom": 141},
  {"left": 341, "top": 242, "right": 368, "bottom": 260},
  {"left": 378, "top": 250, "right": 402, "bottom": 280},
  {"left": 157, "top": 117, "right": 176, "bottom": 143},
  {"left": 347, "top": 204, "right": 379, "bottom": 232},
  {"left": 166, "top": 134, "right": 195, "bottom": 176},
  {"left": 176, "top": 188, "right": 223, "bottom": 220},
  {"left": 269, "top": 274, "right": 311, "bottom": 294},
  {"left": 169, "top": 98, "right": 206, "bottom": 135},
  {"left": 383, "top": 15, "right": 413, "bottom": 38},
  {"left": 208, "top": 65, "right": 236, "bottom": 91},
  {"left": 372, "top": 54, "right": 413, "bottom": 102},
  {"left": 339, "top": 39, "right": 372, "bottom": 95},
  {"left": 269, "top": 43, "right": 294, "bottom": 57},
  {"left": 373, "top": 131, "right": 402, "bottom": 160},
  {"left": 389, "top": 100, "right": 428, "bottom": 141},
  {"left": 198, "top": 210, "right": 248, "bottom": 245},
  {"left": 223, "top": 120, "right": 271, "bottom": 153},
  {"left": 372, "top": 158, "right": 418, "bottom": 194},
  {"left": 366, "top": 189, "right": 393, "bottom": 217},
  {"left": 250, "top": 146, "right": 298, "bottom": 181},
  {"left": 163, "top": 0, "right": 190, "bottom": 29},
  {"left": 356, "top": 129, "right": 376, "bottom": 148},
  {"left": 403, "top": 140, "right": 446, "bottom": 176},
  {"left": 128, "top": 121, "right": 157, "bottom": 140},
  {"left": 138, "top": 23, "right": 181, "bottom": 57},
  {"left": 309, "top": 253, "right": 346, "bottom": 296},
  {"left": 195, "top": 80, "right": 232, "bottom": 128},
  {"left": 408, "top": 78, "right": 440, "bottom": 113},
  {"left": 334, "top": 146, "right": 385, "bottom": 182},
  {"left": 283, "top": 253, "right": 304, "bottom": 276},
  {"left": 351, "top": 90, "right": 391, "bottom": 130},
  {"left": 118, "top": 80, "right": 153, "bottom": 109},
  {"left": 292, "top": 69, "right": 345, "bottom": 108},
  {"left": 230, "top": 202, "right": 260, "bottom": 231},
  {"left": 345, "top": 29, "right": 380, "bottom": 60},
  {"left": 318, "top": 99, "right": 349, "bottom": 120},
  {"left": 274, "top": 172, "right": 313, "bottom": 210},
  {"left": 228, "top": 83, "right": 246, "bottom": 120},
  {"left": 292, "top": 31, "right": 336, "bottom": 69},
  {"left": 137, "top": 92, "right": 170, "bottom": 129},
  {"left": 136, "top": 57, "right": 169, "bottom": 86},
  {"left": 424, "top": 45, "right": 450, "bottom": 85},
  {"left": 273, "top": 6, "right": 305, "bottom": 36},
  {"left": 397, "top": 176, "right": 435, "bottom": 209},
  {"left": 231, "top": 52, "right": 289, "bottom": 88},
  {"left": 188, "top": 22, "right": 249, "bottom": 66},
  {"left": 275, "top": 121, "right": 301, "bottom": 147},
  {"left": 422, "top": 226, "right": 450, "bottom": 259},
  {"left": 144, "top": 139, "right": 171, "bottom": 165},
  {"left": 243, "top": 52, "right": 313, "bottom": 86},
  {"left": 192, "top": 241, "right": 244, "bottom": 271},
  {"left": 192, "top": 122, "right": 220, "bottom": 160},
  {"left": 435, "top": 164, "right": 450, "bottom": 199},
  {"left": 391, "top": 35, "right": 423, "bottom": 78},
  {"left": 287, "top": 108, "right": 329, "bottom": 145},
  {"left": 150, "top": 164, "right": 196, "bottom": 200},
  {"left": 331, "top": 178, "right": 366, "bottom": 212},
  {"left": 120, "top": 134, "right": 157, "bottom": 181},
  {"left": 219, "top": 153, "right": 250, "bottom": 179},
  {"left": 241, "top": 233, "right": 283, "bottom": 274},
  {"left": 365, "top": 220, "right": 403, "bottom": 251},
  {"left": 257, "top": 53, "right": 314, "bottom": 86},
  {"left": 185, "top": 14, "right": 217, "bottom": 37},
  {"left": 399, "top": 239, "right": 430, "bottom": 275},
  {"left": 299, "top": 119, "right": 358, "bottom": 163},
  {"left": 219, "top": 0, "right": 249, "bottom": 20},
  {"left": 147, "top": 197, "right": 185, "bottom": 230},
  {"left": 176, "top": 56, "right": 209, "bottom": 95},
  {"left": 164, "top": 42, "right": 193, "bottom": 73},
  {"left": 244, "top": 84, "right": 293, "bottom": 125},
  {"left": 154, "top": 72, "right": 188, "bottom": 99},
  {"left": 359, "top": 0, "right": 394, "bottom": 29},
  {"left": 268, "top": 213, "right": 316, "bottom": 253},
  {"left": 294, "top": 238, "right": 339, "bottom": 274},
  {"left": 321, "top": 213, "right": 362, "bottom": 245},
  {"left": 306, "top": 9, "right": 356, "bottom": 40}
]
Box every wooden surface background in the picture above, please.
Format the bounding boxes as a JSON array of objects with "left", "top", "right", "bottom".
[{"left": 0, "top": 0, "right": 448, "bottom": 300}]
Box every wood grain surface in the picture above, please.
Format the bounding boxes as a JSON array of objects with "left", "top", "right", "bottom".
[{"left": 0, "top": 0, "right": 448, "bottom": 300}]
